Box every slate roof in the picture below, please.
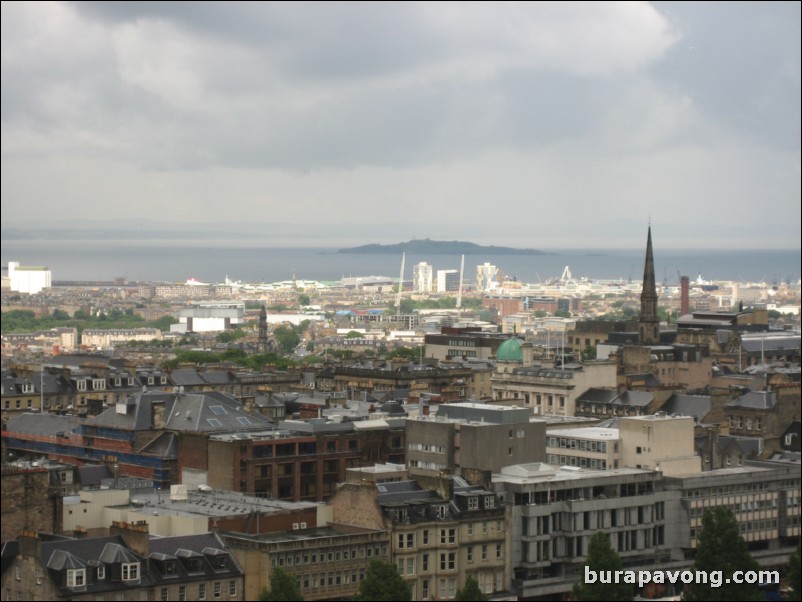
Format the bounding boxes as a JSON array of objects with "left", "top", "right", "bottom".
[
  {"left": 85, "top": 390, "right": 273, "bottom": 433},
  {"left": 576, "top": 388, "right": 618, "bottom": 404},
  {"left": 26, "top": 532, "right": 243, "bottom": 596},
  {"left": 577, "top": 388, "right": 654, "bottom": 407},
  {"left": 6, "top": 412, "right": 82, "bottom": 437},
  {"left": 660, "top": 394, "right": 712, "bottom": 423},
  {"left": 723, "top": 391, "right": 777, "bottom": 410},
  {"left": 77, "top": 465, "right": 113, "bottom": 487},
  {"left": 168, "top": 369, "right": 207, "bottom": 387}
]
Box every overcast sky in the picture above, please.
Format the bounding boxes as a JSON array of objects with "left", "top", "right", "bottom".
[{"left": 2, "top": 1, "right": 800, "bottom": 249}]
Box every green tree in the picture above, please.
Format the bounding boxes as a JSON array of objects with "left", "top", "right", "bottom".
[
  {"left": 573, "top": 532, "right": 634, "bottom": 601},
  {"left": 455, "top": 575, "right": 488, "bottom": 601},
  {"left": 297, "top": 293, "right": 311, "bottom": 306},
  {"left": 683, "top": 507, "right": 761, "bottom": 601},
  {"left": 353, "top": 560, "right": 411, "bottom": 601},
  {"left": 52, "top": 308, "right": 71, "bottom": 320},
  {"left": 259, "top": 567, "right": 303, "bottom": 601},
  {"left": 345, "top": 330, "right": 365, "bottom": 338},
  {"left": 217, "top": 328, "right": 246, "bottom": 343},
  {"left": 273, "top": 326, "right": 300, "bottom": 354},
  {"left": 789, "top": 545, "right": 801, "bottom": 601}
]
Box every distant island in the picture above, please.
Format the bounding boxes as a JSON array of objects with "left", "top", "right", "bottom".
[{"left": 337, "top": 238, "right": 546, "bottom": 255}]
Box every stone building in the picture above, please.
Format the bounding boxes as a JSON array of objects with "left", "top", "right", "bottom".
[
  {"left": 405, "top": 402, "right": 546, "bottom": 486},
  {"left": 0, "top": 526, "right": 244, "bottom": 602},
  {"left": 330, "top": 477, "right": 510, "bottom": 600}
]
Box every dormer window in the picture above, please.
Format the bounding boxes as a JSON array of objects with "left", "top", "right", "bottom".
[
  {"left": 67, "top": 568, "right": 86, "bottom": 587},
  {"left": 93, "top": 379, "right": 106, "bottom": 391},
  {"left": 122, "top": 562, "right": 140, "bottom": 581},
  {"left": 22, "top": 383, "right": 34, "bottom": 394},
  {"left": 148, "top": 377, "right": 155, "bottom": 385},
  {"left": 468, "top": 497, "right": 478, "bottom": 510},
  {"left": 115, "top": 378, "right": 121, "bottom": 387},
  {"left": 484, "top": 496, "right": 495, "bottom": 509},
  {"left": 160, "top": 376, "right": 167, "bottom": 385},
  {"left": 162, "top": 560, "right": 178, "bottom": 577},
  {"left": 77, "top": 380, "right": 87, "bottom": 391},
  {"left": 127, "top": 378, "right": 134, "bottom": 386},
  {"left": 97, "top": 565, "right": 105, "bottom": 580}
]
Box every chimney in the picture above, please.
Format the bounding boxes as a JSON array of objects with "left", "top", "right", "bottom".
[
  {"left": 19, "top": 530, "right": 41, "bottom": 559},
  {"left": 152, "top": 401, "right": 167, "bottom": 429},
  {"left": 680, "top": 276, "right": 690, "bottom": 316},
  {"left": 110, "top": 520, "right": 150, "bottom": 557}
]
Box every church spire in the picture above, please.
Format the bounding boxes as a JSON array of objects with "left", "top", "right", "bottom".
[{"left": 639, "top": 225, "right": 659, "bottom": 344}]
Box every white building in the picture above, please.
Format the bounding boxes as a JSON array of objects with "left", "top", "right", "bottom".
[
  {"left": 171, "top": 301, "right": 245, "bottom": 333},
  {"left": 8, "top": 261, "right": 51, "bottom": 294},
  {"left": 412, "top": 262, "right": 433, "bottom": 293},
  {"left": 81, "top": 328, "right": 163, "bottom": 349},
  {"left": 436, "top": 269, "right": 460, "bottom": 293}
]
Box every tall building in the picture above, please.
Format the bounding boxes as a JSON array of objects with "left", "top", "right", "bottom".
[
  {"left": 436, "top": 269, "right": 460, "bottom": 293},
  {"left": 476, "top": 262, "right": 498, "bottom": 292},
  {"left": 639, "top": 226, "right": 660, "bottom": 344},
  {"left": 412, "top": 262, "right": 434, "bottom": 293}
]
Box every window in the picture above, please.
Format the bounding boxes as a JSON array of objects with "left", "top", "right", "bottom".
[
  {"left": 468, "top": 497, "right": 478, "bottom": 510},
  {"left": 406, "top": 558, "right": 415, "bottom": 575},
  {"left": 179, "top": 586, "right": 186, "bottom": 601},
  {"left": 467, "top": 547, "right": 473, "bottom": 563},
  {"left": 422, "top": 579, "right": 430, "bottom": 600},
  {"left": 122, "top": 563, "right": 139, "bottom": 581},
  {"left": 229, "top": 580, "right": 237, "bottom": 596},
  {"left": 440, "top": 528, "right": 456, "bottom": 544},
  {"left": 439, "top": 552, "right": 456, "bottom": 571},
  {"left": 484, "top": 496, "right": 495, "bottom": 509},
  {"left": 97, "top": 565, "right": 105, "bottom": 580},
  {"left": 198, "top": 583, "right": 206, "bottom": 600},
  {"left": 496, "top": 544, "right": 503, "bottom": 559},
  {"left": 482, "top": 544, "right": 488, "bottom": 560},
  {"left": 67, "top": 569, "right": 86, "bottom": 587},
  {"left": 214, "top": 581, "right": 222, "bottom": 599},
  {"left": 161, "top": 587, "right": 169, "bottom": 601},
  {"left": 422, "top": 553, "right": 430, "bottom": 572},
  {"left": 422, "top": 529, "right": 429, "bottom": 545}
]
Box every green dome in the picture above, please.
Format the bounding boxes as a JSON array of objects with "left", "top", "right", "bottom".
[{"left": 496, "top": 338, "right": 523, "bottom": 362}]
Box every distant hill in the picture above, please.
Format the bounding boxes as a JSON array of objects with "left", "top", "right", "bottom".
[{"left": 337, "top": 239, "right": 546, "bottom": 255}]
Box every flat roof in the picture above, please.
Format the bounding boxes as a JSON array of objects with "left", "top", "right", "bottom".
[
  {"left": 121, "top": 489, "right": 317, "bottom": 518},
  {"left": 546, "top": 427, "right": 620, "bottom": 440}
]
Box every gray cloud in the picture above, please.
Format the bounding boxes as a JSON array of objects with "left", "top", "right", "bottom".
[{"left": 2, "top": 1, "right": 799, "bottom": 249}]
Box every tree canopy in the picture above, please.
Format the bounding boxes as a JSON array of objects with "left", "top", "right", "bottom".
[
  {"left": 259, "top": 567, "right": 303, "bottom": 601},
  {"left": 353, "top": 560, "right": 411, "bottom": 601},
  {"left": 573, "top": 532, "right": 634, "bottom": 601},
  {"left": 455, "top": 575, "right": 488, "bottom": 601},
  {"left": 683, "top": 507, "right": 762, "bottom": 601}
]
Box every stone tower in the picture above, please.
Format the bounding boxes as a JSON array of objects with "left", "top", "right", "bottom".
[
  {"left": 639, "top": 226, "right": 660, "bottom": 345},
  {"left": 256, "top": 304, "right": 269, "bottom": 353}
]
